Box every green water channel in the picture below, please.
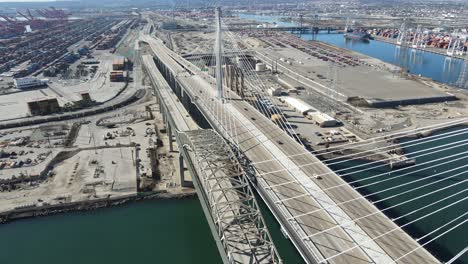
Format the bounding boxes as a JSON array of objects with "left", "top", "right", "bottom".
[
  {"left": 0, "top": 199, "right": 221, "bottom": 264},
  {"left": 0, "top": 127, "right": 466, "bottom": 264}
]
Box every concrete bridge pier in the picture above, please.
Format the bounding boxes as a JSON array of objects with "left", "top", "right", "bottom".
[
  {"left": 180, "top": 83, "right": 185, "bottom": 99},
  {"left": 171, "top": 75, "right": 176, "bottom": 92},
  {"left": 158, "top": 98, "right": 163, "bottom": 113},
  {"left": 179, "top": 154, "right": 184, "bottom": 184},
  {"left": 167, "top": 120, "right": 174, "bottom": 152},
  {"left": 162, "top": 106, "right": 167, "bottom": 124},
  {"left": 178, "top": 153, "right": 193, "bottom": 188},
  {"left": 176, "top": 81, "right": 182, "bottom": 97}
]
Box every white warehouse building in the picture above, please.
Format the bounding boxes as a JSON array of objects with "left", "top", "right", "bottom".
[
  {"left": 283, "top": 97, "right": 317, "bottom": 115},
  {"left": 308, "top": 112, "right": 337, "bottom": 127},
  {"left": 268, "top": 87, "right": 283, "bottom": 96},
  {"left": 14, "top": 77, "right": 49, "bottom": 90}
]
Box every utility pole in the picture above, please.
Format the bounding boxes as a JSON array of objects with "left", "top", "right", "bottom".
[{"left": 215, "top": 7, "right": 224, "bottom": 101}]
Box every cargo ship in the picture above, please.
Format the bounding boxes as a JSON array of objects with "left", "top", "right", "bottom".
[{"left": 344, "top": 30, "right": 372, "bottom": 42}]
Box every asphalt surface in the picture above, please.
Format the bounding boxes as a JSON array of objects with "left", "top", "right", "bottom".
[{"left": 143, "top": 35, "right": 440, "bottom": 264}]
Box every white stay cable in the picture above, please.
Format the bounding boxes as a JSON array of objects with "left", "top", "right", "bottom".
[
  {"left": 278, "top": 149, "right": 468, "bottom": 203},
  {"left": 219, "top": 23, "right": 303, "bottom": 141},
  {"left": 263, "top": 133, "right": 468, "bottom": 189},
  {"left": 223, "top": 28, "right": 304, "bottom": 144},
  {"left": 268, "top": 126, "right": 468, "bottom": 173},
  {"left": 446, "top": 247, "right": 468, "bottom": 264},
  {"left": 391, "top": 215, "right": 467, "bottom": 264},
  {"left": 291, "top": 166, "right": 468, "bottom": 221},
  {"left": 318, "top": 195, "right": 468, "bottom": 263},
  {"left": 262, "top": 126, "right": 468, "bottom": 183},
  {"left": 252, "top": 117, "right": 468, "bottom": 166}
]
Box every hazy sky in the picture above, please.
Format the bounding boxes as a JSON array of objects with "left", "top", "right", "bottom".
[{"left": 0, "top": 0, "right": 57, "bottom": 2}]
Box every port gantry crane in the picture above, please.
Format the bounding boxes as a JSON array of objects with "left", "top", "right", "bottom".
[
  {"left": 411, "top": 24, "right": 426, "bottom": 49},
  {"left": 0, "top": 15, "right": 26, "bottom": 36},
  {"left": 447, "top": 30, "right": 465, "bottom": 57},
  {"left": 396, "top": 20, "right": 407, "bottom": 46},
  {"left": 17, "top": 9, "right": 47, "bottom": 30}
]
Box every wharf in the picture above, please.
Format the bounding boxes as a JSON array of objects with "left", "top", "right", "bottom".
[
  {"left": 0, "top": 191, "right": 196, "bottom": 224},
  {"left": 372, "top": 35, "right": 467, "bottom": 60}
]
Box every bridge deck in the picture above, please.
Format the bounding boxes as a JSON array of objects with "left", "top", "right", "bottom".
[
  {"left": 142, "top": 54, "right": 198, "bottom": 131},
  {"left": 142, "top": 54, "right": 280, "bottom": 264},
  {"left": 143, "top": 35, "right": 440, "bottom": 264}
]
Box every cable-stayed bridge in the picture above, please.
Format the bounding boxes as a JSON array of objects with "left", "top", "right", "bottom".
[{"left": 139, "top": 9, "right": 467, "bottom": 264}]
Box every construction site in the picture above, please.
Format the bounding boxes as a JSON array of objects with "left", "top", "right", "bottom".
[
  {"left": 0, "top": 91, "right": 194, "bottom": 222},
  {"left": 0, "top": 8, "right": 195, "bottom": 223}
]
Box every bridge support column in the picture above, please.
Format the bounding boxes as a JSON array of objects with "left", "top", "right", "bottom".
[
  {"left": 158, "top": 98, "right": 162, "bottom": 113},
  {"left": 162, "top": 106, "right": 167, "bottom": 124},
  {"left": 172, "top": 76, "right": 177, "bottom": 92},
  {"left": 179, "top": 154, "right": 184, "bottom": 185},
  {"left": 167, "top": 121, "right": 173, "bottom": 152},
  {"left": 178, "top": 154, "right": 193, "bottom": 188}
]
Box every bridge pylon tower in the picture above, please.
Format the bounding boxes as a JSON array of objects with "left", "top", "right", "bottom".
[{"left": 215, "top": 7, "right": 224, "bottom": 101}]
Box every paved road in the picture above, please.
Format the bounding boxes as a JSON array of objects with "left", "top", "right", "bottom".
[{"left": 143, "top": 35, "right": 440, "bottom": 264}]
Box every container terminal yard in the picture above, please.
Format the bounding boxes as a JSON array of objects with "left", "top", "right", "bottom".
[
  {"left": 0, "top": 1, "right": 467, "bottom": 264},
  {"left": 0, "top": 9, "right": 195, "bottom": 222}
]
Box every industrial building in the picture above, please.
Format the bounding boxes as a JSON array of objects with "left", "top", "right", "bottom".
[
  {"left": 27, "top": 97, "right": 60, "bottom": 115},
  {"left": 268, "top": 87, "right": 283, "bottom": 96},
  {"left": 255, "top": 62, "right": 267, "bottom": 72},
  {"left": 112, "top": 57, "right": 127, "bottom": 71},
  {"left": 308, "top": 112, "right": 338, "bottom": 127},
  {"left": 80, "top": 92, "right": 92, "bottom": 102},
  {"left": 282, "top": 97, "right": 317, "bottom": 115},
  {"left": 110, "top": 71, "right": 128, "bottom": 82},
  {"left": 14, "top": 77, "right": 49, "bottom": 90}
]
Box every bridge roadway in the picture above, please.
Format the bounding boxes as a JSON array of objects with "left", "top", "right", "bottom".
[
  {"left": 142, "top": 35, "right": 440, "bottom": 264},
  {"left": 142, "top": 55, "right": 280, "bottom": 264}
]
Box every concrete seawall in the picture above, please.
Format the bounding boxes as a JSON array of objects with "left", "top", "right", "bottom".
[{"left": 0, "top": 191, "right": 196, "bottom": 225}]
